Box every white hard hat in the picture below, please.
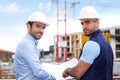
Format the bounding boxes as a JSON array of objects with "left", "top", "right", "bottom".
[
  {"left": 27, "top": 12, "right": 49, "bottom": 26},
  {"left": 79, "top": 6, "right": 99, "bottom": 20}
]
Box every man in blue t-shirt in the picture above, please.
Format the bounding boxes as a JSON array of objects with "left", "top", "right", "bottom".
[{"left": 62, "top": 6, "right": 113, "bottom": 80}]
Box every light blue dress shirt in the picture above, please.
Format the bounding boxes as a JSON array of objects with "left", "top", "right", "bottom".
[
  {"left": 14, "top": 34, "right": 54, "bottom": 80},
  {"left": 80, "top": 40, "right": 100, "bottom": 64}
]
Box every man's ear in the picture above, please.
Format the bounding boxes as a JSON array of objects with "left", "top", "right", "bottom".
[
  {"left": 95, "top": 20, "right": 99, "bottom": 26},
  {"left": 95, "top": 20, "right": 99, "bottom": 29},
  {"left": 96, "top": 20, "right": 99, "bottom": 24},
  {"left": 26, "top": 23, "right": 31, "bottom": 31}
]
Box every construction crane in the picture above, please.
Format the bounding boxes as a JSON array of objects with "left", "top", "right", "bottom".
[
  {"left": 51, "top": 0, "right": 80, "bottom": 62},
  {"left": 71, "top": 0, "right": 80, "bottom": 20},
  {"left": 52, "top": 0, "right": 68, "bottom": 62}
]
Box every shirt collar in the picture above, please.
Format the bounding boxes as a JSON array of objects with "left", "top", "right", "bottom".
[{"left": 26, "top": 33, "right": 38, "bottom": 46}]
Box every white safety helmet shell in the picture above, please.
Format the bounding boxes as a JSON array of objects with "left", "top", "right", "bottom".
[
  {"left": 27, "top": 12, "right": 49, "bottom": 26},
  {"left": 79, "top": 6, "right": 99, "bottom": 20}
]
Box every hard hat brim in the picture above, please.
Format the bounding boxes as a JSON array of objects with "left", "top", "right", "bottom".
[{"left": 26, "top": 21, "right": 49, "bottom": 26}]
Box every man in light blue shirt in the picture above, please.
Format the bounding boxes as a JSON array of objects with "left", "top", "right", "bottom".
[{"left": 14, "top": 12, "right": 56, "bottom": 80}]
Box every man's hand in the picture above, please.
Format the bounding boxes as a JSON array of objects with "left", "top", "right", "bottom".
[
  {"left": 62, "top": 69, "right": 69, "bottom": 78},
  {"left": 52, "top": 75, "right": 56, "bottom": 80}
]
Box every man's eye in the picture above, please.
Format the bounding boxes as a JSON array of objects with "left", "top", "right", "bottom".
[
  {"left": 81, "top": 20, "right": 90, "bottom": 25},
  {"left": 85, "top": 20, "right": 90, "bottom": 24},
  {"left": 81, "top": 22, "right": 84, "bottom": 25}
]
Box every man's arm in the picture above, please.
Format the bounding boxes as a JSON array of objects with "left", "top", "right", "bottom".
[
  {"left": 62, "top": 59, "right": 91, "bottom": 78},
  {"left": 62, "top": 41, "right": 100, "bottom": 78}
]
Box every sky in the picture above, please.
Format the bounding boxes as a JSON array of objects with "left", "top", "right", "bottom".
[{"left": 0, "top": 0, "right": 120, "bottom": 52}]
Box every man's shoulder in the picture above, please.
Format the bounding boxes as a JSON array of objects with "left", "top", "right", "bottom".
[
  {"left": 85, "top": 40, "right": 100, "bottom": 46},
  {"left": 17, "top": 37, "right": 33, "bottom": 47}
]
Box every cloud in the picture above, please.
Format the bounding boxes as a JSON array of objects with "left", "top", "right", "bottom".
[
  {"left": 38, "top": 2, "right": 51, "bottom": 12},
  {"left": 0, "top": 2, "right": 29, "bottom": 14},
  {"left": 99, "top": 0, "right": 112, "bottom": 3},
  {"left": 0, "top": 24, "right": 26, "bottom": 52},
  {"left": 0, "top": 36, "right": 22, "bottom": 52},
  {"left": 45, "top": 2, "right": 51, "bottom": 11},
  {"left": 38, "top": 2, "right": 44, "bottom": 11},
  {"left": 100, "top": 14, "right": 120, "bottom": 28}
]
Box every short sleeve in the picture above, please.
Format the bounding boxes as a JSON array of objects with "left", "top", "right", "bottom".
[{"left": 80, "top": 40, "right": 100, "bottom": 64}]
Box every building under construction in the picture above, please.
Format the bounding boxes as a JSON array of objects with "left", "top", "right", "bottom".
[{"left": 54, "top": 25, "right": 120, "bottom": 61}]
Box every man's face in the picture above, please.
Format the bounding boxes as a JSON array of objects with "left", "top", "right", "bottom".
[
  {"left": 27, "top": 22, "right": 46, "bottom": 40},
  {"left": 80, "top": 19, "right": 98, "bottom": 36}
]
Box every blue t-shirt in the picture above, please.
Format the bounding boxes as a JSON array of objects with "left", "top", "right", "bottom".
[{"left": 80, "top": 40, "right": 100, "bottom": 64}]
